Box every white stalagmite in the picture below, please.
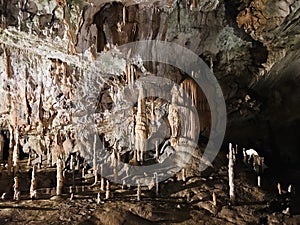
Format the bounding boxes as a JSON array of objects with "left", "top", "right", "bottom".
[
  {"left": 182, "top": 168, "right": 186, "bottom": 182},
  {"left": 228, "top": 143, "right": 235, "bottom": 201},
  {"left": 82, "top": 167, "right": 85, "bottom": 178},
  {"left": 101, "top": 177, "right": 105, "bottom": 191},
  {"left": 105, "top": 180, "right": 110, "bottom": 199},
  {"left": 30, "top": 165, "right": 37, "bottom": 199},
  {"left": 277, "top": 183, "right": 282, "bottom": 195},
  {"left": 12, "top": 126, "right": 19, "bottom": 167},
  {"left": 7, "top": 125, "right": 14, "bottom": 175},
  {"left": 70, "top": 154, "right": 75, "bottom": 189},
  {"left": 93, "top": 134, "right": 98, "bottom": 184},
  {"left": 123, "top": 6, "right": 126, "bottom": 25},
  {"left": 56, "top": 134, "right": 64, "bottom": 196},
  {"left": 212, "top": 192, "right": 217, "bottom": 206},
  {"left": 257, "top": 176, "right": 261, "bottom": 187},
  {"left": 135, "top": 86, "right": 147, "bottom": 162},
  {"left": 155, "top": 140, "right": 159, "bottom": 160}
]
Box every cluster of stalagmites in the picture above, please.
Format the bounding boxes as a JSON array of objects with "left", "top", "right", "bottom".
[{"left": 227, "top": 142, "right": 295, "bottom": 215}]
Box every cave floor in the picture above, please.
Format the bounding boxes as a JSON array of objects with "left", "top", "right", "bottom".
[{"left": 0, "top": 153, "right": 300, "bottom": 225}]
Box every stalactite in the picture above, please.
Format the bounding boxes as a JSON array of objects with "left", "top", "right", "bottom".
[
  {"left": 4, "top": 47, "right": 11, "bottom": 79},
  {"left": 24, "top": 67, "right": 30, "bottom": 125},
  {"left": 38, "top": 82, "right": 44, "bottom": 126},
  {"left": 228, "top": 143, "right": 235, "bottom": 201}
]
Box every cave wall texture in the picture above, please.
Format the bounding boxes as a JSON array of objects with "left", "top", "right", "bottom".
[{"left": 0, "top": 0, "right": 299, "bottom": 168}]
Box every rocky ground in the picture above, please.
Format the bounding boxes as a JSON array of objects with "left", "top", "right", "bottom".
[{"left": 0, "top": 150, "right": 299, "bottom": 225}]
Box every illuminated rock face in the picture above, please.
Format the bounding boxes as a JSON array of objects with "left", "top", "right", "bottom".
[{"left": 0, "top": 0, "right": 299, "bottom": 170}]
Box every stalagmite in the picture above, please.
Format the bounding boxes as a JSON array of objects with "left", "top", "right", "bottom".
[
  {"left": 13, "top": 176, "right": 20, "bottom": 201},
  {"left": 70, "top": 193, "right": 74, "bottom": 201},
  {"left": 277, "top": 183, "right": 282, "bottom": 195},
  {"left": 154, "top": 172, "right": 159, "bottom": 196},
  {"left": 12, "top": 126, "right": 19, "bottom": 168},
  {"left": 30, "top": 165, "right": 37, "bottom": 199},
  {"left": 243, "top": 148, "right": 247, "bottom": 164},
  {"left": 105, "top": 180, "right": 110, "bottom": 199},
  {"left": 288, "top": 184, "right": 292, "bottom": 193},
  {"left": 17, "top": 1, "right": 23, "bottom": 31},
  {"left": 93, "top": 134, "right": 98, "bottom": 184},
  {"left": 7, "top": 125, "right": 14, "bottom": 175},
  {"left": 135, "top": 86, "right": 147, "bottom": 162},
  {"left": 57, "top": 155, "right": 64, "bottom": 196},
  {"left": 100, "top": 177, "right": 105, "bottom": 191},
  {"left": 27, "top": 148, "right": 31, "bottom": 166},
  {"left": 97, "top": 192, "right": 101, "bottom": 204},
  {"left": 155, "top": 140, "right": 159, "bottom": 160},
  {"left": 182, "top": 168, "right": 186, "bottom": 182},
  {"left": 228, "top": 143, "right": 235, "bottom": 201},
  {"left": 123, "top": 6, "right": 126, "bottom": 25},
  {"left": 257, "top": 176, "right": 261, "bottom": 187},
  {"left": 212, "top": 192, "right": 217, "bottom": 206},
  {"left": 0, "top": 132, "right": 4, "bottom": 162},
  {"left": 94, "top": 165, "right": 98, "bottom": 185},
  {"left": 168, "top": 104, "right": 180, "bottom": 139},
  {"left": 137, "top": 180, "right": 141, "bottom": 201},
  {"left": 259, "top": 157, "right": 265, "bottom": 174},
  {"left": 56, "top": 134, "right": 65, "bottom": 197},
  {"left": 70, "top": 154, "right": 75, "bottom": 189},
  {"left": 82, "top": 167, "right": 85, "bottom": 178}
]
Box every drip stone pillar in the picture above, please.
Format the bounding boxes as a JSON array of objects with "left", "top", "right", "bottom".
[
  {"left": 135, "top": 86, "right": 147, "bottom": 162},
  {"left": 228, "top": 143, "right": 235, "bottom": 201}
]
